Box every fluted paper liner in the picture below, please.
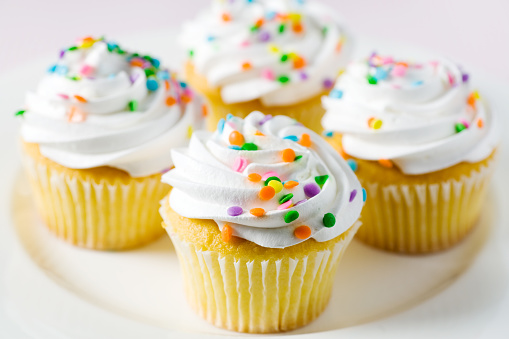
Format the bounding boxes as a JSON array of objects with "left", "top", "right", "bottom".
[
  {"left": 165, "top": 222, "right": 360, "bottom": 333},
  {"left": 22, "top": 149, "right": 169, "bottom": 250},
  {"left": 356, "top": 161, "right": 495, "bottom": 253}
]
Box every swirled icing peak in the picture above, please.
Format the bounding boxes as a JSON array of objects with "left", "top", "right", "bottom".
[
  {"left": 18, "top": 36, "right": 204, "bottom": 177},
  {"left": 180, "top": 0, "right": 352, "bottom": 106},
  {"left": 322, "top": 52, "right": 499, "bottom": 175},
  {"left": 162, "top": 112, "right": 364, "bottom": 248}
]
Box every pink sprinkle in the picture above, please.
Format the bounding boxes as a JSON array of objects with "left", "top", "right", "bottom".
[
  {"left": 58, "top": 93, "right": 69, "bottom": 99},
  {"left": 226, "top": 122, "right": 236, "bottom": 129},
  {"left": 261, "top": 68, "right": 275, "bottom": 80},
  {"left": 459, "top": 119, "right": 470, "bottom": 128},
  {"left": 430, "top": 61, "right": 439, "bottom": 68},
  {"left": 277, "top": 200, "right": 293, "bottom": 210},
  {"left": 240, "top": 40, "right": 250, "bottom": 47},
  {"left": 80, "top": 65, "right": 94, "bottom": 76},
  {"left": 262, "top": 171, "right": 278, "bottom": 181},
  {"left": 381, "top": 56, "right": 393, "bottom": 65},
  {"left": 447, "top": 72, "right": 455, "bottom": 86},
  {"left": 391, "top": 65, "right": 407, "bottom": 77},
  {"left": 232, "top": 157, "right": 248, "bottom": 172}
]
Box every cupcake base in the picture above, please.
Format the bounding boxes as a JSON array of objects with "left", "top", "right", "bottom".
[
  {"left": 22, "top": 142, "right": 169, "bottom": 250},
  {"left": 185, "top": 61, "right": 327, "bottom": 134},
  {"left": 326, "top": 134, "right": 496, "bottom": 254},
  {"left": 161, "top": 195, "right": 360, "bottom": 333}
]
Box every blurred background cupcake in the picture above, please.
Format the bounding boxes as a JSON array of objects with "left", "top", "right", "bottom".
[
  {"left": 180, "top": 0, "right": 352, "bottom": 132},
  {"left": 160, "top": 112, "right": 364, "bottom": 333},
  {"left": 17, "top": 36, "right": 204, "bottom": 250},
  {"left": 322, "top": 52, "right": 499, "bottom": 254}
]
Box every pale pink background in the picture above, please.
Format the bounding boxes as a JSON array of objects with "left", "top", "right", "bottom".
[{"left": 1, "top": 0, "right": 508, "bottom": 79}]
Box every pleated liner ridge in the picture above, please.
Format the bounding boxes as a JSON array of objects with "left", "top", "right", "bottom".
[
  {"left": 22, "top": 149, "right": 169, "bottom": 250},
  {"left": 357, "top": 160, "right": 495, "bottom": 254},
  {"left": 165, "top": 222, "right": 360, "bottom": 333}
]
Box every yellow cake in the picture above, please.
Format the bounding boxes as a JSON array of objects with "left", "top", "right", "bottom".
[{"left": 160, "top": 112, "right": 364, "bottom": 332}]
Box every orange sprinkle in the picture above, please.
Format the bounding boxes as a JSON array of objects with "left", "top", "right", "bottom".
[
  {"left": 477, "top": 118, "right": 484, "bottom": 128},
  {"left": 292, "top": 22, "right": 303, "bottom": 33},
  {"left": 293, "top": 56, "right": 306, "bottom": 69},
  {"left": 250, "top": 208, "right": 265, "bottom": 217},
  {"left": 277, "top": 13, "right": 289, "bottom": 21},
  {"left": 282, "top": 148, "right": 296, "bottom": 162},
  {"left": 284, "top": 180, "right": 299, "bottom": 189},
  {"left": 165, "top": 80, "right": 170, "bottom": 91},
  {"left": 166, "top": 96, "right": 177, "bottom": 106},
  {"left": 367, "top": 117, "right": 375, "bottom": 128},
  {"left": 467, "top": 93, "right": 476, "bottom": 109},
  {"left": 378, "top": 159, "right": 394, "bottom": 168},
  {"left": 241, "top": 62, "right": 252, "bottom": 71},
  {"left": 247, "top": 173, "right": 261, "bottom": 182},
  {"left": 67, "top": 106, "right": 86, "bottom": 123},
  {"left": 396, "top": 62, "right": 409, "bottom": 67},
  {"left": 202, "top": 104, "right": 208, "bottom": 117},
  {"left": 335, "top": 40, "right": 343, "bottom": 53},
  {"left": 229, "top": 131, "right": 245, "bottom": 146},
  {"left": 254, "top": 130, "right": 265, "bottom": 136},
  {"left": 294, "top": 225, "right": 311, "bottom": 239},
  {"left": 255, "top": 18, "right": 264, "bottom": 27},
  {"left": 181, "top": 95, "right": 192, "bottom": 103},
  {"left": 298, "top": 133, "right": 312, "bottom": 147},
  {"left": 221, "top": 225, "right": 233, "bottom": 242},
  {"left": 222, "top": 12, "right": 231, "bottom": 22},
  {"left": 259, "top": 186, "right": 275, "bottom": 200},
  {"left": 130, "top": 59, "right": 144, "bottom": 67},
  {"left": 74, "top": 95, "right": 87, "bottom": 103}
]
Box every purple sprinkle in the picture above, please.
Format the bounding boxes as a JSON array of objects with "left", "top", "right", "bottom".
[
  {"left": 160, "top": 167, "right": 171, "bottom": 174},
  {"left": 462, "top": 73, "right": 469, "bottom": 83},
  {"left": 294, "top": 199, "right": 307, "bottom": 206},
  {"left": 59, "top": 50, "right": 66, "bottom": 59},
  {"left": 259, "top": 31, "right": 271, "bottom": 42},
  {"left": 227, "top": 206, "right": 243, "bottom": 216},
  {"left": 299, "top": 71, "right": 308, "bottom": 80},
  {"left": 130, "top": 73, "right": 139, "bottom": 84},
  {"left": 323, "top": 78, "right": 334, "bottom": 89},
  {"left": 259, "top": 114, "right": 273, "bottom": 125},
  {"left": 304, "top": 183, "right": 321, "bottom": 198},
  {"left": 349, "top": 189, "right": 357, "bottom": 202}
]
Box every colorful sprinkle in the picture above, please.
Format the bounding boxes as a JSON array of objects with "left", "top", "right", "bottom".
[
  {"left": 298, "top": 133, "right": 312, "bottom": 147},
  {"left": 378, "top": 159, "right": 393, "bottom": 168},
  {"left": 227, "top": 206, "right": 243, "bottom": 216},
  {"left": 259, "top": 114, "right": 273, "bottom": 125},
  {"left": 293, "top": 56, "right": 305, "bottom": 69},
  {"left": 166, "top": 97, "right": 176, "bottom": 106},
  {"left": 349, "top": 189, "right": 357, "bottom": 202},
  {"left": 15, "top": 110, "right": 25, "bottom": 117},
  {"left": 279, "top": 193, "right": 293, "bottom": 204},
  {"left": 284, "top": 180, "right": 299, "bottom": 189},
  {"left": 128, "top": 100, "right": 138, "bottom": 111},
  {"left": 323, "top": 213, "right": 336, "bottom": 228},
  {"left": 241, "top": 142, "right": 258, "bottom": 151},
  {"left": 259, "top": 186, "right": 276, "bottom": 200},
  {"left": 146, "top": 78, "right": 159, "bottom": 91},
  {"left": 462, "top": 73, "right": 470, "bottom": 83},
  {"left": 283, "top": 135, "right": 299, "bottom": 142},
  {"left": 323, "top": 130, "right": 334, "bottom": 137},
  {"left": 250, "top": 208, "right": 265, "bottom": 217},
  {"left": 222, "top": 12, "right": 232, "bottom": 22},
  {"left": 278, "top": 75, "right": 290, "bottom": 84},
  {"left": 228, "top": 145, "right": 242, "bottom": 150},
  {"left": 304, "top": 182, "right": 320, "bottom": 198},
  {"left": 329, "top": 89, "right": 343, "bottom": 99},
  {"left": 262, "top": 171, "right": 278, "bottom": 181},
  {"left": 294, "top": 199, "right": 307, "bottom": 206},
  {"left": 367, "top": 75, "right": 378, "bottom": 85},
  {"left": 232, "top": 157, "right": 248, "bottom": 172},
  {"left": 477, "top": 118, "right": 484, "bottom": 128},
  {"left": 217, "top": 118, "right": 226, "bottom": 133},
  {"left": 284, "top": 210, "right": 299, "bottom": 223},
  {"left": 292, "top": 22, "right": 304, "bottom": 33},
  {"left": 346, "top": 159, "right": 357, "bottom": 172},
  {"left": 362, "top": 188, "right": 367, "bottom": 202},
  {"left": 229, "top": 131, "right": 245, "bottom": 146},
  {"left": 294, "top": 225, "right": 311, "bottom": 239},
  {"left": 268, "top": 180, "right": 283, "bottom": 193},
  {"left": 241, "top": 62, "right": 252, "bottom": 71},
  {"left": 74, "top": 95, "right": 87, "bottom": 103},
  {"left": 261, "top": 68, "right": 275, "bottom": 80},
  {"left": 248, "top": 173, "right": 261, "bottom": 182},
  {"left": 282, "top": 148, "right": 296, "bottom": 162},
  {"left": 323, "top": 78, "right": 334, "bottom": 89},
  {"left": 455, "top": 123, "right": 466, "bottom": 133},
  {"left": 278, "top": 200, "right": 293, "bottom": 210},
  {"left": 294, "top": 155, "right": 302, "bottom": 161},
  {"left": 221, "top": 225, "right": 233, "bottom": 242},
  {"left": 315, "top": 175, "right": 329, "bottom": 187},
  {"left": 264, "top": 176, "right": 281, "bottom": 186}
]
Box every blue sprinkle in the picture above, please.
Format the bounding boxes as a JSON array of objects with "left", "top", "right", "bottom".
[
  {"left": 323, "top": 130, "right": 334, "bottom": 137},
  {"left": 107, "top": 42, "right": 118, "bottom": 51},
  {"left": 207, "top": 36, "right": 215, "bottom": 42},
  {"left": 217, "top": 118, "right": 225, "bottom": 133},
  {"left": 108, "top": 74, "right": 116, "bottom": 78},
  {"left": 226, "top": 113, "right": 233, "bottom": 120},
  {"left": 146, "top": 78, "right": 159, "bottom": 91},
  {"left": 228, "top": 145, "right": 242, "bottom": 150},
  {"left": 47, "top": 64, "right": 57, "bottom": 73},
  {"left": 151, "top": 58, "right": 160, "bottom": 68},
  {"left": 157, "top": 70, "right": 170, "bottom": 80},
  {"left": 283, "top": 135, "right": 299, "bottom": 142},
  {"left": 55, "top": 65, "right": 68, "bottom": 75},
  {"left": 266, "top": 11, "right": 277, "bottom": 20},
  {"left": 346, "top": 159, "right": 358, "bottom": 172},
  {"left": 374, "top": 68, "right": 388, "bottom": 80},
  {"left": 329, "top": 89, "right": 343, "bottom": 99},
  {"left": 362, "top": 188, "right": 367, "bottom": 202},
  {"left": 179, "top": 81, "right": 187, "bottom": 88},
  {"left": 412, "top": 80, "right": 424, "bottom": 86}
]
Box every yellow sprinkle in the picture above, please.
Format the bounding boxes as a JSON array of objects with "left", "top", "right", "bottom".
[
  {"left": 187, "top": 125, "right": 193, "bottom": 138},
  {"left": 268, "top": 44, "right": 280, "bottom": 54},
  {"left": 289, "top": 12, "right": 302, "bottom": 22},
  {"left": 268, "top": 180, "right": 283, "bottom": 193},
  {"left": 288, "top": 52, "right": 298, "bottom": 60},
  {"left": 372, "top": 119, "right": 383, "bottom": 130},
  {"left": 473, "top": 90, "right": 480, "bottom": 99}
]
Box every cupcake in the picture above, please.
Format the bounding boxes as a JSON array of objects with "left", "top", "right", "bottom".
[
  {"left": 180, "top": 0, "right": 352, "bottom": 133},
  {"left": 160, "top": 112, "right": 364, "bottom": 333},
  {"left": 17, "top": 36, "right": 204, "bottom": 250},
  {"left": 322, "top": 52, "right": 499, "bottom": 254}
]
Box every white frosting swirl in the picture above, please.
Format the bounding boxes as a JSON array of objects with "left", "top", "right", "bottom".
[
  {"left": 162, "top": 112, "right": 363, "bottom": 248},
  {"left": 322, "top": 54, "right": 499, "bottom": 175},
  {"left": 180, "top": 0, "right": 352, "bottom": 106},
  {"left": 20, "top": 37, "right": 203, "bottom": 177}
]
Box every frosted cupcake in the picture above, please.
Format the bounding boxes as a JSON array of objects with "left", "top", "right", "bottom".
[
  {"left": 180, "top": 0, "right": 352, "bottom": 133},
  {"left": 17, "top": 36, "right": 204, "bottom": 250},
  {"left": 322, "top": 52, "right": 499, "bottom": 254},
  {"left": 160, "top": 112, "right": 363, "bottom": 333}
]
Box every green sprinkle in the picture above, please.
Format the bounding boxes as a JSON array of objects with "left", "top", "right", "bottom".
[
  {"left": 278, "top": 24, "right": 286, "bottom": 33},
  {"left": 264, "top": 176, "right": 281, "bottom": 186},
  {"left": 367, "top": 75, "right": 378, "bottom": 85},
  {"left": 132, "top": 53, "right": 140, "bottom": 57},
  {"left": 294, "top": 155, "right": 303, "bottom": 161},
  {"left": 69, "top": 76, "right": 81, "bottom": 81},
  {"left": 189, "top": 50, "right": 194, "bottom": 57},
  {"left": 15, "top": 110, "right": 25, "bottom": 117},
  {"left": 322, "top": 26, "right": 328, "bottom": 36},
  {"left": 315, "top": 175, "right": 329, "bottom": 187},
  {"left": 279, "top": 193, "right": 293, "bottom": 204},
  {"left": 144, "top": 68, "right": 155, "bottom": 77},
  {"left": 455, "top": 123, "right": 466, "bottom": 133},
  {"left": 143, "top": 55, "right": 152, "bottom": 61},
  {"left": 128, "top": 100, "right": 138, "bottom": 112},
  {"left": 278, "top": 75, "right": 290, "bottom": 84},
  {"left": 117, "top": 48, "right": 126, "bottom": 55},
  {"left": 250, "top": 25, "right": 259, "bottom": 32},
  {"left": 280, "top": 54, "right": 289, "bottom": 62},
  {"left": 241, "top": 142, "right": 258, "bottom": 151},
  {"left": 323, "top": 213, "right": 336, "bottom": 228},
  {"left": 284, "top": 210, "right": 299, "bottom": 223},
  {"left": 68, "top": 46, "right": 78, "bottom": 51}
]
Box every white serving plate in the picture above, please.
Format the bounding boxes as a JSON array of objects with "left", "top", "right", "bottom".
[{"left": 1, "top": 29, "right": 509, "bottom": 339}]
